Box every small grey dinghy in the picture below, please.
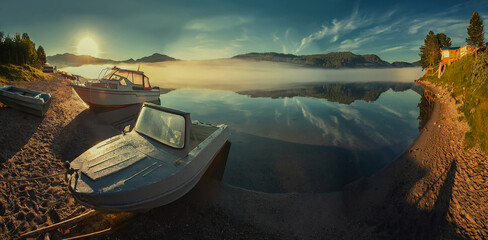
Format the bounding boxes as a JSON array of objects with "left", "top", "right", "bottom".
[
  {"left": 0, "top": 85, "right": 51, "bottom": 116},
  {"left": 67, "top": 103, "right": 230, "bottom": 211}
]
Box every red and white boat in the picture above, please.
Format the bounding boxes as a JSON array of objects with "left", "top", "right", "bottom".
[{"left": 71, "top": 67, "right": 161, "bottom": 111}]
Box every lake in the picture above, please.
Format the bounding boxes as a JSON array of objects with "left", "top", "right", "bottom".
[{"left": 63, "top": 62, "right": 425, "bottom": 193}]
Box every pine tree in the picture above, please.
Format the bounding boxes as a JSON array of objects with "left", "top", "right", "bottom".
[
  {"left": 436, "top": 33, "right": 451, "bottom": 48},
  {"left": 466, "top": 11, "right": 485, "bottom": 47},
  {"left": 420, "top": 31, "right": 441, "bottom": 69},
  {"left": 37, "top": 45, "right": 47, "bottom": 66}
]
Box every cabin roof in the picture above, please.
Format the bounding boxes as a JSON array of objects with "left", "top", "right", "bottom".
[{"left": 441, "top": 47, "right": 460, "bottom": 51}]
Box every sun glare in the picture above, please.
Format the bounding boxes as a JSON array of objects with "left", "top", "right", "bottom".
[{"left": 77, "top": 37, "right": 99, "bottom": 57}]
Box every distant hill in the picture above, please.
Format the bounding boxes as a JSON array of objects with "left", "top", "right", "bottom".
[
  {"left": 47, "top": 53, "right": 178, "bottom": 68},
  {"left": 135, "top": 53, "right": 176, "bottom": 63},
  {"left": 232, "top": 52, "right": 419, "bottom": 69}
]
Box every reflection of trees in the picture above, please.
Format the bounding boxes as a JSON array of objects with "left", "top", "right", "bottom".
[
  {"left": 239, "top": 82, "right": 419, "bottom": 105},
  {"left": 417, "top": 89, "right": 435, "bottom": 130}
]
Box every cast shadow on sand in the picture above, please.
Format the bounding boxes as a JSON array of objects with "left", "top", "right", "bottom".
[
  {"left": 343, "top": 142, "right": 468, "bottom": 239},
  {"left": 381, "top": 159, "right": 463, "bottom": 239},
  {"left": 0, "top": 106, "right": 43, "bottom": 165},
  {"left": 52, "top": 109, "right": 120, "bottom": 163}
]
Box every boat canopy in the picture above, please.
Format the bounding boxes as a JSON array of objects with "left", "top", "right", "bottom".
[{"left": 101, "top": 67, "right": 152, "bottom": 89}]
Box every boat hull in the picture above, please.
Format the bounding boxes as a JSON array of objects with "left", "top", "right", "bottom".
[
  {"left": 0, "top": 85, "right": 51, "bottom": 117},
  {"left": 68, "top": 125, "right": 230, "bottom": 212},
  {"left": 71, "top": 84, "right": 160, "bottom": 110}
]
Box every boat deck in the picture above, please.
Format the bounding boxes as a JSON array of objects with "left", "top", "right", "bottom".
[{"left": 189, "top": 124, "right": 218, "bottom": 148}]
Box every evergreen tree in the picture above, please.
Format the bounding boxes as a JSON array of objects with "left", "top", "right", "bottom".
[
  {"left": 466, "top": 11, "right": 485, "bottom": 47},
  {"left": 0, "top": 32, "right": 43, "bottom": 68},
  {"left": 37, "top": 45, "right": 47, "bottom": 66},
  {"left": 436, "top": 33, "right": 452, "bottom": 48},
  {"left": 420, "top": 31, "right": 441, "bottom": 69}
]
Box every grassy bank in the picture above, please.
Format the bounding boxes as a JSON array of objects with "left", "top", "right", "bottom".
[
  {"left": 0, "top": 64, "right": 52, "bottom": 84},
  {"left": 420, "top": 52, "right": 488, "bottom": 151}
]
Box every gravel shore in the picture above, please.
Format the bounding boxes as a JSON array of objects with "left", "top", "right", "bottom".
[{"left": 0, "top": 76, "right": 486, "bottom": 239}]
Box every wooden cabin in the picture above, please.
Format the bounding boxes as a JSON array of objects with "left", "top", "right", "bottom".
[
  {"left": 440, "top": 45, "right": 475, "bottom": 65},
  {"left": 460, "top": 45, "right": 475, "bottom": 57},
  {"left": 440, "top": 47, "right": 460, "bottom": 65}
]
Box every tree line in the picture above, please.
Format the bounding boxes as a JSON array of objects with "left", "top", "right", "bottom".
[
  {"left": 0, "top": 32, "right": 47, "bottom": 68},
  {"left": 420, "top": 11, "right": 485, "bottom": 69}
]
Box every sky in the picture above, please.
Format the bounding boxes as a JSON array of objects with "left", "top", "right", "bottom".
[{"left": 1, "top": 0, "right": 487, "bottom": 62}]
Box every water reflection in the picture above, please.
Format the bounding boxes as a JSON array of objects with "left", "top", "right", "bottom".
[
  {"left": 160, "top": 82, "right": 423, "bottom": 193},
  {"left": 239, "top": 82, "right": 424, "bottom": 104},
  {"left": 417, "top": 89, "right": 435, "bottom": 130}
]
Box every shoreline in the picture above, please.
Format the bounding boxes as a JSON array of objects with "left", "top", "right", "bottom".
[
  {"left": 0, "top": 76, "right": 486, "bottom": 239},
  {"left": 342, "top": 79, "right": 487, "bottom": 238}
]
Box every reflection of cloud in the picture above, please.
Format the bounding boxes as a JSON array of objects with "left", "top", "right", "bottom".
[
  {"left": 330, "top": 115, "right": 338, "bottom": 125},
  {"left": 409, "top": 110, "right": 418, "bottom": 118},
  {"left": 158, "top": 88, "right": 420, "bottom": 151},
  {"left": 378, "top": 105, "right": 403, "bottom": 118},
  {"left": 294, "top": 98, "right": 352, "bottom": 147},
  {"left": 337, "top": 104, "right": 361, "bottom": 121}
]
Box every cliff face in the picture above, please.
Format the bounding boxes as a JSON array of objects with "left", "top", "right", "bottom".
[{"left": 232, "top": 51, "right": 418, "bottom": 69}]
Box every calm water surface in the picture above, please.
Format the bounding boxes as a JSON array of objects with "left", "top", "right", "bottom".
[
  {"left": 64, "top": 64, "right": 424, "bottom": 193},
  {"left": 160, "top": 83, "right": 423, "bottom": 193}
]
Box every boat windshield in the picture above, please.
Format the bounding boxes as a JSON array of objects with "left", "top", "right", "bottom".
[
  {"left": 101, "top": 69, "right": 117, "bottom": 80},
  {"left": 134, "top": 106, "right": 186, "bottom": 149}
]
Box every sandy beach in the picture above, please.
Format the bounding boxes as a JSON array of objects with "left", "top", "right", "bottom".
[{"left": 0, "top": 75, "right": 487, "bottom": 239}]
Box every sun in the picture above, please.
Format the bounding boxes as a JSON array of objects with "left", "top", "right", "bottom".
[{"left": 77, "top": 37, "right": 99, "bottom": 57}]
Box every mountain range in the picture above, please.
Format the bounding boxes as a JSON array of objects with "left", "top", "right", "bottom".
[
  {"left": 47, "top": 53, "right": 178, "bottom": 68},
  {"left": 47, "top": 51, "right": 420, "bottom": 69},
  {"left": 232, "top": 52, "right": 420, "bottom": 68}
]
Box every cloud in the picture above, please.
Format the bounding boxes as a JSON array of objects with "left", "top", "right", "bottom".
[
  {"left": 234, "top": 33, "right": 249, "bottom": 42},
  {"left": 330, "top": 35, "right": 338, "bottom": 43},
  {"left": 185, "top": 15, "right": 253, "bottom": 32},
  {"left": 295, "top": 25, "right": 329, "bottom": 53},
  {"left": 272, "top": 33, "right": 280, "bottom": 43},
  {"left": 338, "top": 36, "right": 374, "bottom": 51},
  {"left": 380, "top": 46, "right": 404, "bottom": 53},
  {"left": 294, "top": 6, "right": 361, "bottom": 53}
]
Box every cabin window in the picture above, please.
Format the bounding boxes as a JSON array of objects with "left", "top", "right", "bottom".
[
  {"left": 91, "top": 83, "right": 108, "bottom": 88},
  {"left": 135, "top": 107, "right": 186, "bottom": 149},
  {"left": 143, "top": 76, "right": 151, "bottom": 88},
  {"left": 119, "top": 79, "right": 128, "bottom": 86},
  {"left": 110, "top": 75, "right": 122, "bottom": 81},
  {"left": 117, "top": 71, "right": 130, "bottom": 79},
  {"left": 133, "top": 73, "right": 143, "bottom": 86}
]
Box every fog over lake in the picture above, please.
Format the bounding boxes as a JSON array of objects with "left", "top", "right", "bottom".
[{"left": 62, "top": 59, "right": 423, "bottom": 91}]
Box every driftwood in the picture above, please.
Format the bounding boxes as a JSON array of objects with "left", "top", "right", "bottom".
[{"left": 19, "top": 210, "right": 97, "bottom": 239}]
